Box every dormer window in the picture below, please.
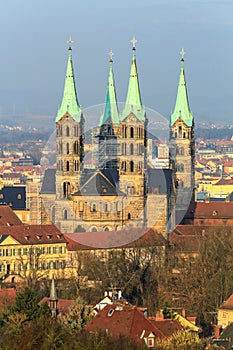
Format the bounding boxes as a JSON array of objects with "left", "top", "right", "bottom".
[
  {"left": 36, "top": 235, "right": 42, "bottom": 241},
  {"left": 25, "top": 235, "right": 30, "bottom": 241},
  {"left": 47, "top": 235, "right": 52, "bottom": 240}
]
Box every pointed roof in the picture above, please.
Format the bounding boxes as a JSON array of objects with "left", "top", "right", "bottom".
[
  {"left": 56, "top": 44, "right": 82, "bottom": 122},
  {"left": 50, "top": 274, "right": 58, "bottom": 301},
  {"left": 170, "top": 51, "right": 193, "bottom": 127},
  {"left": 121, "top": 39, "right": 145, "bottom": 121},
  {"left": 99, "top": 53, "right": 119, "bottom": 126}
]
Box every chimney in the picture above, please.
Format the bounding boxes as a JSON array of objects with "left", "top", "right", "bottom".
[
  {"left": 104, "top": 291, "right": 108, "bottom": 297},
  {"left": 118, "top": 290, "right": 122, "bottom": 299},
  {"left": 181, "top": 309, "right": 186, "bottom": 318},
  {"left": 155, "top": 310, "right": 164, "bottom": 320},
  {"left": 214, "top": 325, "right": 222, "bottom": 339},
  {"left": 109, "top": 291, "right": 113, "bottom": 298}
]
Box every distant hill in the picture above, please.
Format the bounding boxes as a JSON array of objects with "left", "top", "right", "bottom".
[{"left": 0, "top": 114, "right": 54, "bottom": 131}]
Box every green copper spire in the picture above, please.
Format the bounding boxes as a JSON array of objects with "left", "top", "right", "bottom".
[
  {"left": 170, "top": 49, "right": 193, "bottom": 127},
  {"left": 121, "top": 37, "right": 145, "bottom": 121},
  {"left": 99, "top": 50, "right": 119, "bottom": 126},
  {"left": 56, "top": 40, "right": 82, "bottom": 122}
]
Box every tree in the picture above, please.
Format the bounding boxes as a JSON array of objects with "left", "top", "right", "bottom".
[
  {"left": 60, "top": 297, "right": 94, "bottom": 331},
  {"left": 16, "top": 246, "right": 47, "bottom": 290},
  {"left": 7, "top": 286, "right": 50, "bottom": 321},
  {"left": 162, "top": 228, "right": 233, "bottom": 325}
]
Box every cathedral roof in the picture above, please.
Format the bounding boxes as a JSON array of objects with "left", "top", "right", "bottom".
[
  {"left": 170, "top": 50, "right": 193, "bottom": 127},
  {"left": 56, "top": 44, "right": 82, "bottom": 123},
  {"left": 99, "top": 54, "right": 120, "bottom": 126},
  {"left": 40, "top": 168, "right": 56, "bottom": 194},
  {"left": 147, "top": 168, "right": 173, "bottom": 195},
  {"left": 65, "top": 228, "right": 165, "bottom": 250},
  {"left": 74, "top": 168, "right": 124, "bottom": 196},
  {"left": 121, "top": 38, "right": 145, "bottom": 122}
]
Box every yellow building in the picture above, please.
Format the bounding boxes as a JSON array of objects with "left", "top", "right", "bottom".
[
  {"left": 0, "top": 224, "right": 69, "bottom": 284},
  {"left": 218, "top": 293, "right": 233, "bottom": 329}
]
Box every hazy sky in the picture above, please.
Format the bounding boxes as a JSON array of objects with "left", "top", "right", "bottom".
[{"left": 0, "top": 0, "right": 232, "bottom": 124}]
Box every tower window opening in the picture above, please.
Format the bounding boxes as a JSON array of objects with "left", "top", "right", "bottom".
[
  {"left": 66, "top": 161, "right": 70, "bottom": 172},
  {"left": 130, "top": 143, "right": 134, "bottom": 155},
  {"left": 63, "top": 181, "right": 71, "bottom": 198},
  {"left": 130, "top": 160, "right": 134, "bottom": 172},
  {"left": 130, "top": 127, "right": 134, "bottom": 138},
  {"left": 122, "top": 143, "right": 126, "bottom": 155},
  {"left": 121, "top": 161, "right": 126, "bottom": 172},
  {"left": 128, "top": 213, "right": 131, "bottom": 220},
  {"left": 74, "top": 125, "right": 78, "bottom": 137},
  {"left": 63, "top": 209, "right": 68, "bottom": 220},
  {"left": 66, "top": 143, "right": 69, "bottom": 154},
  {"left": 66, "top": 126, "right": 70, "bottom": 137},
  {"left": 74, "top": 141, "right": 79, "bottom": 154},
  {"left": 178, "top": 126, "right": 182, "bottom": 138},
  {"left": 183, "top": 132, "right": 186, "bottom": 138}
]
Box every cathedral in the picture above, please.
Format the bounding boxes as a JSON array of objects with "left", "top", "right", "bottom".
[{"left": 40, "top": 40, "right": 195, "bottom": 237}]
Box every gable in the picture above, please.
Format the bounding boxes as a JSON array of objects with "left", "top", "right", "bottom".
[
  {"left": 121, "top": 113, "right": 141, "bottom": 124},
  {"left": 76, "top": 170, "right": 120, "bottom": 196},
  {"left": 0, "top": 235, "right": 20, "bottom": 245}
]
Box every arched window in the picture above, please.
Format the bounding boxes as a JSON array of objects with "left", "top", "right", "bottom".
[
  {"left": 178, "top": 126, "right": 182, "bottom": 138},
  {"left": 66, "top": 161, "right": 69, "bottom": 172},
  {"left": 66, "top": 143, "right": 69, "bottom": 154},
  {"left": 122, "top": 143, "right": 126, "bottom": 155},
  {"left": 128, "top": 213, "right": 131, "bottom": 220},
  {"left": 130, "top": 143, "right": 134, "bottom": 155},
  {"left": 91, "top": 227, "right": 97, "bottom": 232},
  {"left": 63, "top": 182, "right": 71, "bottom": 198},
  {"left": 121, "top": 161, "right": 126, "bottom": 172},
  {"left": 91, "top": 203, "right": 97, "bottom": 212},
  {"left": 138, "top": 161, "right": 142, "bottom": 170},
  {"left": 105, "top": 203, "right": 109, "bottom": 212},
  {"left": 130, "top": 127, "right": 134, "bottom": 138},
  {"left": 183, "top": 132, "right": 186, "bottom": 138},
  {"left": 123, "top": 126, "right": 127, "bottom": 138},
  {"left": 74, "top": 160, "right": 79, "bottom": 171},
  {"left": 63, "top": 209, "right": 68, "bottom": 220},
  {"left": 66, "top": 126, "right": 70, "bottom": 137},
  {"left": 178, "top": 164, "right": 184, "bottom": 172},
  {"left": 74, "top": 125, "right": 78, "bottom": 137},
  {"left": 130, "top": 160, "right": 134, "bottom": 172},
  {"left": 104, "top": 227, "right": 109, "bottom": 231},
  {"left": 74, "top": 141, "right": 79, "bottom": 154}
]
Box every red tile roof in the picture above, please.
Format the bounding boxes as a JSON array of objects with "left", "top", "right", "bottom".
[
  {"left": 148, "top": 318, "right": 182, "bottom": 338},
  {"left": 218, "top": 293, "right": 233, "bottom": 310},
  {"left": 0, "top": 206, "right": 23, "bottom": 226},
  {"left": 185, "top": 202, "right": 233, "bottom": 219},
  {"left": 215, "top": 178, "right": 233, "bottom": 185},
  {"left": 65, "top": 228, "right": 165, "bottom": 250},
  {"left": 169, "top": 231, "right": 202, "bottom": 252},
  {"left": 85, "top": 304, "right": 164, "bottom": 341},
  {"left": 0, "top": 224, "right": 66, "bottom": 245}
]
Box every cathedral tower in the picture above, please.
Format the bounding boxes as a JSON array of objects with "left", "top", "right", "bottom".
[
  {"left": 98, "top": 50, "right": 120, "bottom": 169},
  {"left": 169, "top": 49, "right": 195, "bottom": 224},
  {"left": 119, "top": 38, "right": 147, "bottom": 227},
  {"left": 55, "top": 40, "right": 84, "bottom": 231}
]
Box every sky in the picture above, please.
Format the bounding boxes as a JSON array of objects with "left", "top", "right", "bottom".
[{"left": 0, "top": 0, "right": 232, "bottom": 125}]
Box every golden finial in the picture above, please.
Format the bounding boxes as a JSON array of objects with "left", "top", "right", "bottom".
[{"left": 131, "top": 36, "right": 137, "bottom": 49}]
